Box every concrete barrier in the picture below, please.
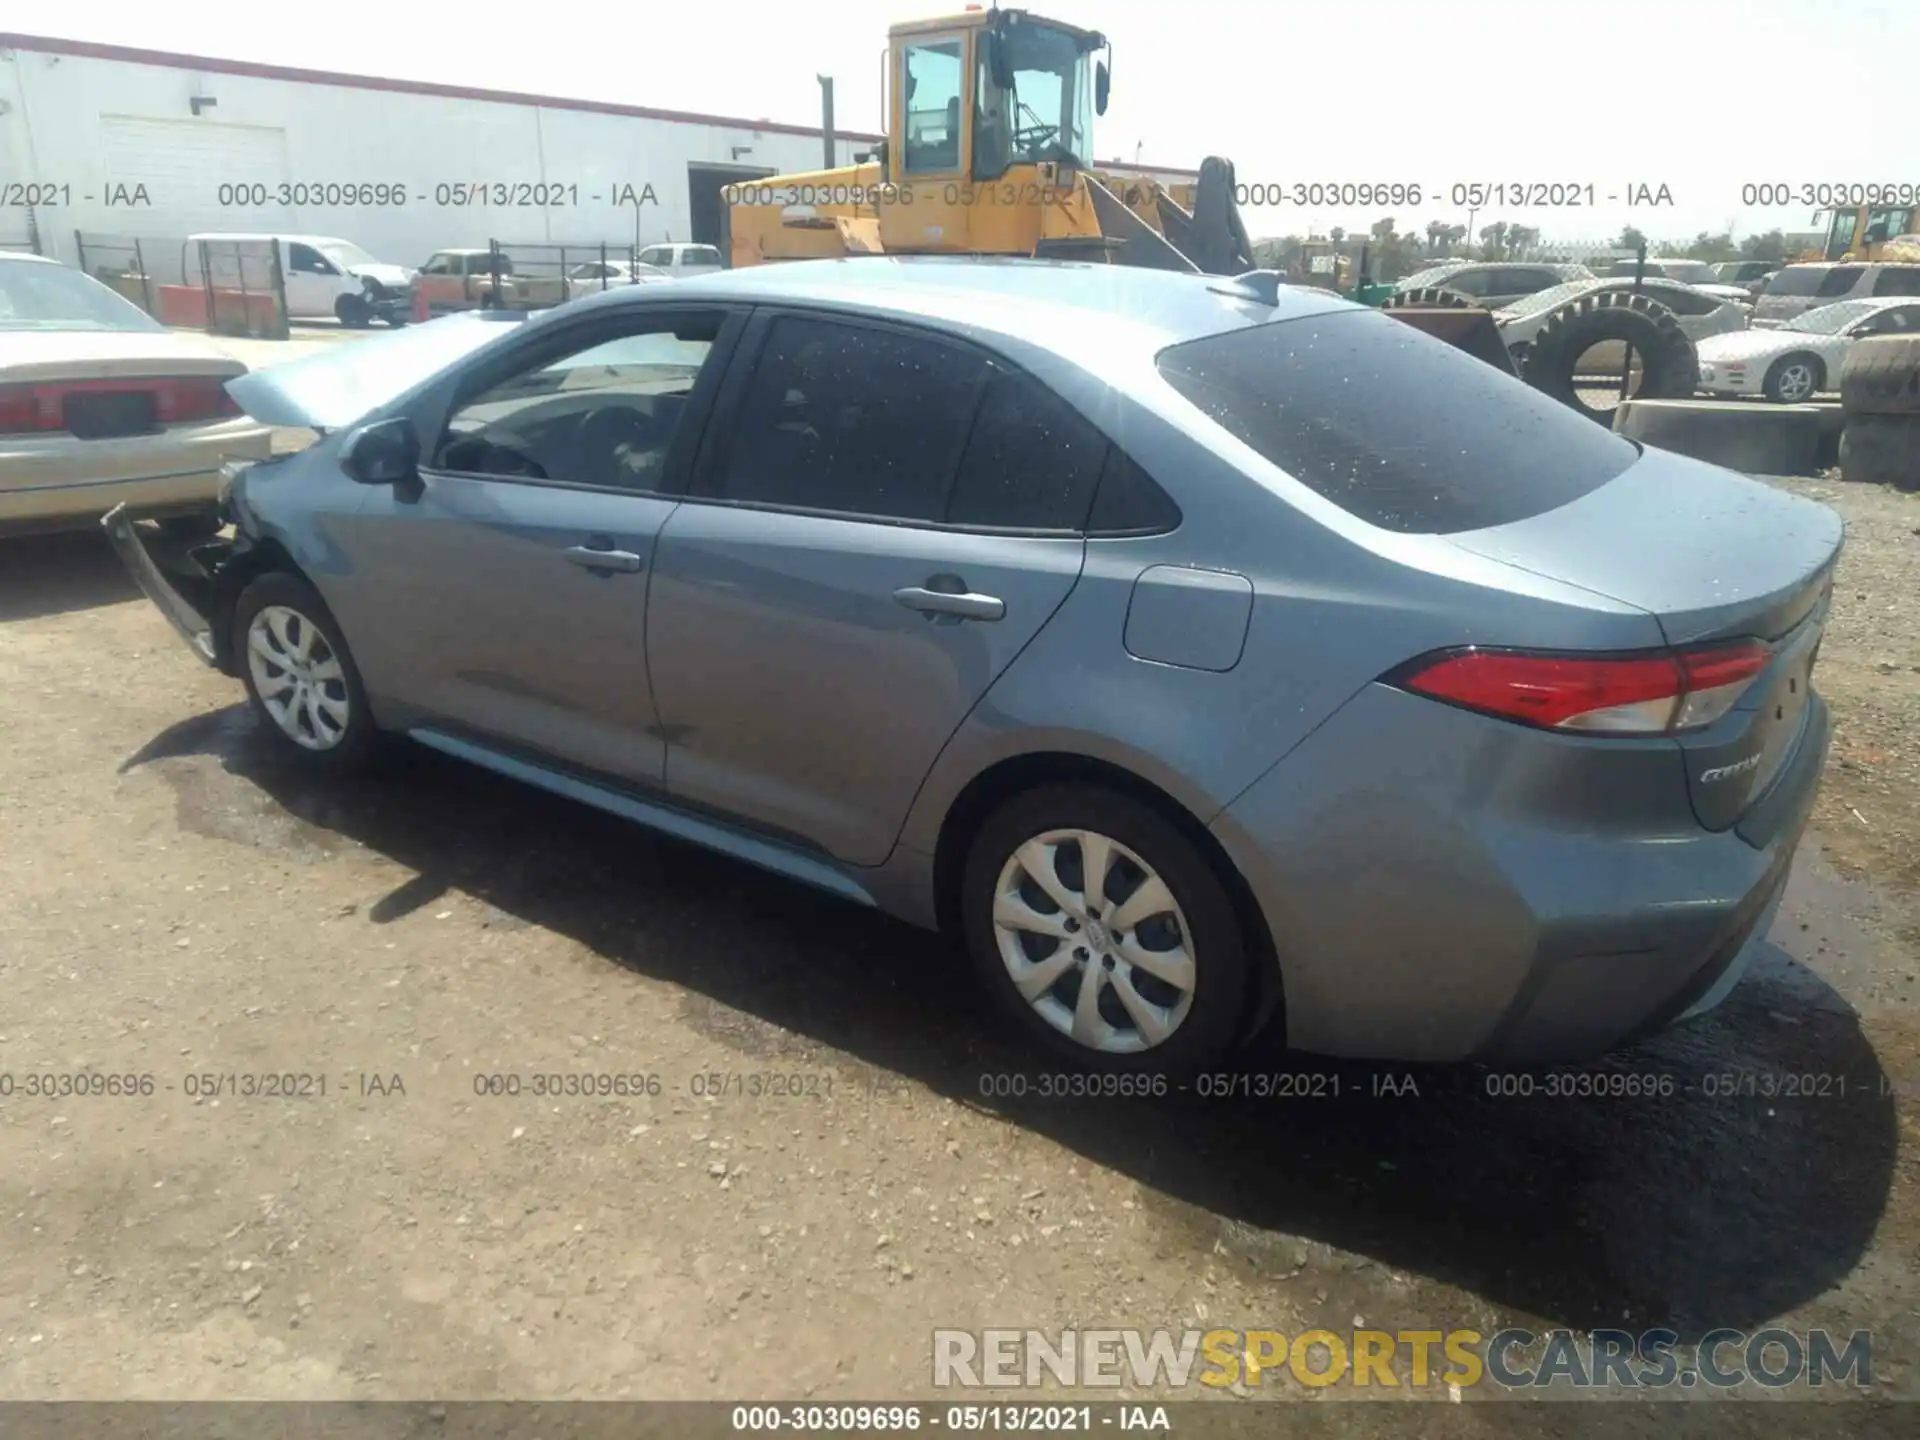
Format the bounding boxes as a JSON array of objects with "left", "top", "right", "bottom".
[{"left": 1613, "top": 399, "right": 1825, "bottom": 476}]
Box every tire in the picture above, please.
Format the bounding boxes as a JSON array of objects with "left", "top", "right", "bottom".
[
  {"left": 1382, "top": 285, "right": 1475, "bottom": 310},
  {"left": 960, "top": 783, "right": 1251, "bottom": 1073},
  {"left": 231, "top": 572, "right": 379, "bottom": 771},
  {"left": 1840, "top": 333, "right": 1920, "bottom": 415},
  {"left": 1838, "top": 414, "right": 1920, "bottom": 490},
  {"left": 1762, "top": 352, "right": 1824, "bottom": 405},
  {"left": 334, "top": 294, "right": 373, "bottom": 329},
  {"left": 1522, "top": 289, "right": 1698, "bottom": 423}
]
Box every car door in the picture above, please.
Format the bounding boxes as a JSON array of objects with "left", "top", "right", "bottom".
[
  {"left": 644, "top": 309, "right": 1103, "bottom": 865},
  {"left": 331, "top": 304, "right": 744, "bottom": 786},
  {"left": 417, "top": 252, "right": 461, "bottom": 311},
  {"left": 283, "top": 241, "right": 343, "bottom": 318}
]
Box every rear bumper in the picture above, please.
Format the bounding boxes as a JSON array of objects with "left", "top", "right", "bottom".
[
  {"left": 101, "top": 503, "right": 234, "bottom": 667},
  {"left": 0, "top": 420, "right": 271, "bottom": 530},
  {"left": 1211, "top": 682, "right": 1829, "bottom": 1064}
]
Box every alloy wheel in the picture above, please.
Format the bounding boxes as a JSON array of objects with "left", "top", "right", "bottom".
[
  {"left": 990, "top": 828, "right": 1196, "bottom": 1054},
  {"left": 246, "top": 605, "right": 351, "bottom": 751},
  {"left": 1776, "top": 361, "right": 1816, "bottom": 402}
]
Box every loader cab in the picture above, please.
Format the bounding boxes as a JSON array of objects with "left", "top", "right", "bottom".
[{"left": 887, "top": 9, "right": 1107, "bottom": 189}]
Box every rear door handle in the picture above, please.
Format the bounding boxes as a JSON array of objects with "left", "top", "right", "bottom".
[
  {"left": 564, "top": 544, "right": 644, "bottom": 574},
  {"left": 892, "top": 585, "right": 1005, "bottom": 622}
]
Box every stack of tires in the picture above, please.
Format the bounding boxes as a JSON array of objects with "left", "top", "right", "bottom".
[{"left": 1839, "top": 335, "right": 1920, "bottom": 491}]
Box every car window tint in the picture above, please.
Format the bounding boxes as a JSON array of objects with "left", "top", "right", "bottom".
[
  {"left": 1087, "top": 448, "right": 1182, "bottom": 535},
  {"left": 1156, "top": 310, "right": 1636, "bottom": 534},
  {"left": 639, "top": 247, "right": 669, "bottom": 266},
  {"left": 1765, "top": 267, "right": 1832, "bottom": 297},
  {"left": 683, "top": 246, "right": 722, "bottom": 266},
  {"left": 287, "top": 243, "right": 330, "bottom": 274},
  {"left": 1646, "top": 283, "right": 1716, "bottom": 316},
  {"left": 1442, "top": 268, "right": 1491, "bottom": 296},
  {"left": 945, "top": 371, "right": 1107, "bottom": 530},
  {"left": 435, "top": 315, "right": 721, "bottom": 490},
  {"left": 715, "top": 316, "right": 988, "bottom": 521},
  {"left": 1872, "top": 267, "right": 1920, "bottom": 297},
  {"left": 1818, "top": 266, "right": 1865, "bottom": 297}
]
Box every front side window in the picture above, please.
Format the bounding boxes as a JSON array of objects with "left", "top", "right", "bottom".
[
  {"left": 434, "top": 315, "right": 721, "bottom": 491},
  {"left": 713, "top": 315, "right": 988, "bottom": 521},
  {"left": 1819, "top": 265, "right": 1866, "bottom": 297},
  {"left": 903, "top": 40, "right": 965, "bottom": 174},
  {"left": 287, "top": 243, "right": 336, "bottom": 275},
  {"left": 1156, "top": 311, "right": 1637, "bottom": 535},
  {"left": 973, "top": 21, "right": 1095, "bottom": 177}
]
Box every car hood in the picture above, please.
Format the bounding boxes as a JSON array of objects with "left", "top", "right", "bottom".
[
  {"left": 1695, "top": 329, "right": 1812, "bottom": 362},
  {"left": 0, "top": 326, "right": 245, "bottom": 381},
  {"left": 347, "top": 262, "right": 417, "bottom": 287},
  {"left": 225, "top": 311, "right": 525, "bottom": 430}
]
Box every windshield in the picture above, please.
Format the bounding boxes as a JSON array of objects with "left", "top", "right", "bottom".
[
  {"left": 319, "top": 240, "right": 380, "bottom": 270},
  {"left": 0, "top": 257, "right": 164, "bottom": 332},
  {"left": 1786, "top": 300, "right": 1880, "bottom": 334},
  {"left": 1657, "top": 260, "right": 1718, "bottom": 283},
  {"left": 975, "top": 21, "right": 1095, "bottom": 175}
]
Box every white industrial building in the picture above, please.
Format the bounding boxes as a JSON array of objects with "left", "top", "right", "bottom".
[{"left": 0, "top": 32, "right": 886, "bottom": 270}]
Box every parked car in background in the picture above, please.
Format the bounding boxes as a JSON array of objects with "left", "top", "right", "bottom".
[
  {"left": 190, "top": 232, "right": 416, "bottom": 328},
  {"left": 1601, "top": 258, "right": 1752, "bottom": 306},
  {"left": 105, "top": 259, "right": 1837, "bottom": 1072},
  {"left": 1394, "top": 260, "right": 1593, "bottom": 308},
  {"left": 1713, "top": 260, "right": 1780, "bottom": 298},
  {"left": 0, "top": 253, "right": 271, "bottom": 536},
  {"left": 634, "top": 243, "right": 725, "bottom": 278},
  {"left": 1495, "top": 277, "right": 1750, "bottom": 361},
  {"left": 566, "top": 259, "right": 672, "bottom": 295},
  {"left": 416, "top": 249, "right": 515, "bottom": 313},
  {"left": 1753, "top": 261, "right": 1920, "bottom": 328},
  {"left": 1696, "top": 297, "right": 1920, "bottom": 402}
]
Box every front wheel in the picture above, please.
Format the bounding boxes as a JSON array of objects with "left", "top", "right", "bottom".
[
  {"left": 335, "top": 293, "right": 374, "bottom": 329},
  {"left": 1763, "top": 353, "right": 1822, "bottom": 404},
  {"left": 961, "top": 784, "right": 1251, "bottom": 1073},
  {"left": 232, "top": 572, "right": 378, "bottom": 771}
]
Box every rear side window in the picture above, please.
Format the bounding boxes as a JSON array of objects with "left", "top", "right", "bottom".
[
  {"left": 714, "top": 315, "right": 988, "bottom": 521},
  {"left": 1155, "top": 311, "right": 1637, "bottom": 535},
  {"left": 1765, "top": 267, "right": 1834, "bottom": 297},
  {"left": 683, "top": 246, "right": 722, "bottom": 266},
  {"left": 1818, "top": 266, "right": 1865, "bottom": 297},
  {"left": 945, "top": 372, "right": 1106, "bottom": 530}
]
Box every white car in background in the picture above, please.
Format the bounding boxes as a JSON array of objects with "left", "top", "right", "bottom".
[
  {"left": 1601, "top": 258, "right": 1754, "bottom": 307},
  {"left": 1495, "top": 277, "right": 1751, "bottom": 357},
  {"left": 1696, "top": 297, "right": 1920, "bottom": 402},
  {"left": 634, "top": 243, "right": 725, "bottom": 278},
  {"left": 565, "top": 259, "right": 672, "bottom": 295},
  {"left": 0, "top": 253, "right": 271, "bottom": 536}
]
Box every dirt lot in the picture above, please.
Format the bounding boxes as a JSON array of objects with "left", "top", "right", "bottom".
[{"left": 1, "top": 475, "right": 1918, "bottom": 1427}]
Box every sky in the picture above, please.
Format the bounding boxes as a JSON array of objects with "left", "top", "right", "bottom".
[{"left": 17, "top": 0, "right": 1914, "bottom": 245}]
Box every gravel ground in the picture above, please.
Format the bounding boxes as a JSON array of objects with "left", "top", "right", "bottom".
[{"left": 1, "top": 476, "right": 1917, "bottom": 1428}]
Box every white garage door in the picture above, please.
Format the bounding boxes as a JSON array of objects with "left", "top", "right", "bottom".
[{"left": 99, "top": 115, "right": 290, "bottom": 242}]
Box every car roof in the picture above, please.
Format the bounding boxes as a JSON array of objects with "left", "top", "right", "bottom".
[
  {"left": 0, "top": 250, "right": 60, "bottom": 266},
  {"left": 583, "top": 256, "right": 1355, "bottom": 355},
  {"left": 187, "top": 232, "right": 352, "bottom": 244}
]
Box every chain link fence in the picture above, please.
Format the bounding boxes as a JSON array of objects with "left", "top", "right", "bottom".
[{"left": 73, "top": 232, "right": 288, "bottom": 338}]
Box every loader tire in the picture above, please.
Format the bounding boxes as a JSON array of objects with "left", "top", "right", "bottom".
[
  {"left": 1381, "top": 286, "right": 1476, "bottom": 310},
  {"left": 1839, "top": 333, "right": 1920, "bottom": 415},
  {"left": 1838, "top": 414, "right": 1920, "bottom": 490},
  {"left": 1523, "top": 289, "right": 1697, "bottom": 423}
]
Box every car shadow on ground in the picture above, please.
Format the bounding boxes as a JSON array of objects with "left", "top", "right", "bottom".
[
  {"left": 126, "top": 709, "right": 1899, "bottom": 1342},
  {"left": 0, "top": 532, "right": 143, "bottom": 622}
]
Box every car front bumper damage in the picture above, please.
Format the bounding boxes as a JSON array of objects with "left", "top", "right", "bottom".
[{"left": 101, "top": 502, "right": 240, "bottom": 669}]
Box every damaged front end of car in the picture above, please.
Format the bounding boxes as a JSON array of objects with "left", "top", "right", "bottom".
[{"left": 101, "top": 455, "right": 288, "bottom": 673}]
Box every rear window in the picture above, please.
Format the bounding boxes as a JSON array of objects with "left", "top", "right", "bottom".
[{"left": 1154, "top": 311, "right": 1638, "bottom": 535}]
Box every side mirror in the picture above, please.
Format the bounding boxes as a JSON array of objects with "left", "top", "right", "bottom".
[
  {"left": 1095, "top": 61, "right": 1110, "bottom": 116},
  {"left": 341, "top": 417, "right": 419, "bottom": 486},
  {"left": 985, "top": 31, "right": 1014, "bottom": 92}
]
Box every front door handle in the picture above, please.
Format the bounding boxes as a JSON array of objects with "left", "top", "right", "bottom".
[
  {"left": 892, "top": 585, "right": 1005, "bottom": 622},
  {"left": 564, "top": 544, "right": 644, "bottom": 574}
]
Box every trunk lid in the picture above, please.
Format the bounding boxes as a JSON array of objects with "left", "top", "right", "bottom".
[
  {"left": 0, "top": 329, "right": 242, "bottom": 383},
  {"left": 1448, "top": 446, "right": 1842, "bottom": 831},
  {"left": 225, "top": 310, "right": 527, "bottom": 430}
]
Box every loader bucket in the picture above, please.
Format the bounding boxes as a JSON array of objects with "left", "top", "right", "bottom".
[
  {"left": 1082, "top": 174, "right": 1200, "bottom": 273},
  {"left": 1385, "top": 307, "right": 1519, "bottom": 377}
]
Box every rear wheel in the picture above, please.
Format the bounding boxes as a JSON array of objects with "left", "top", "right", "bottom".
[
  {"left": 961, "top": 784, "right": 1250, "bottom": 1073},
  {"left": 232, "top": 572, "right": 378, "bottom": 771},
  {"left": 1763, "top": 352, "right": 1823, "bottom": 404}
]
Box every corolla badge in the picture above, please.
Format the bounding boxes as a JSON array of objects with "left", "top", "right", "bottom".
[{"left": 1699, "top": 752, "right": 1764, "bottom": 784}]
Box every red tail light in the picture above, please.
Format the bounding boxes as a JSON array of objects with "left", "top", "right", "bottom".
[
  {"left": 1395, "top": 642, "right": 1772, "bottom": 735},
  {"left": 0, "top": 377, "right": 239, "bottom": 434}
]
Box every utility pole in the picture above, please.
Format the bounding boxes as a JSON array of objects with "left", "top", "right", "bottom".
[{"left": 818, "top": 76, "right": 835, "bottom": 170}]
